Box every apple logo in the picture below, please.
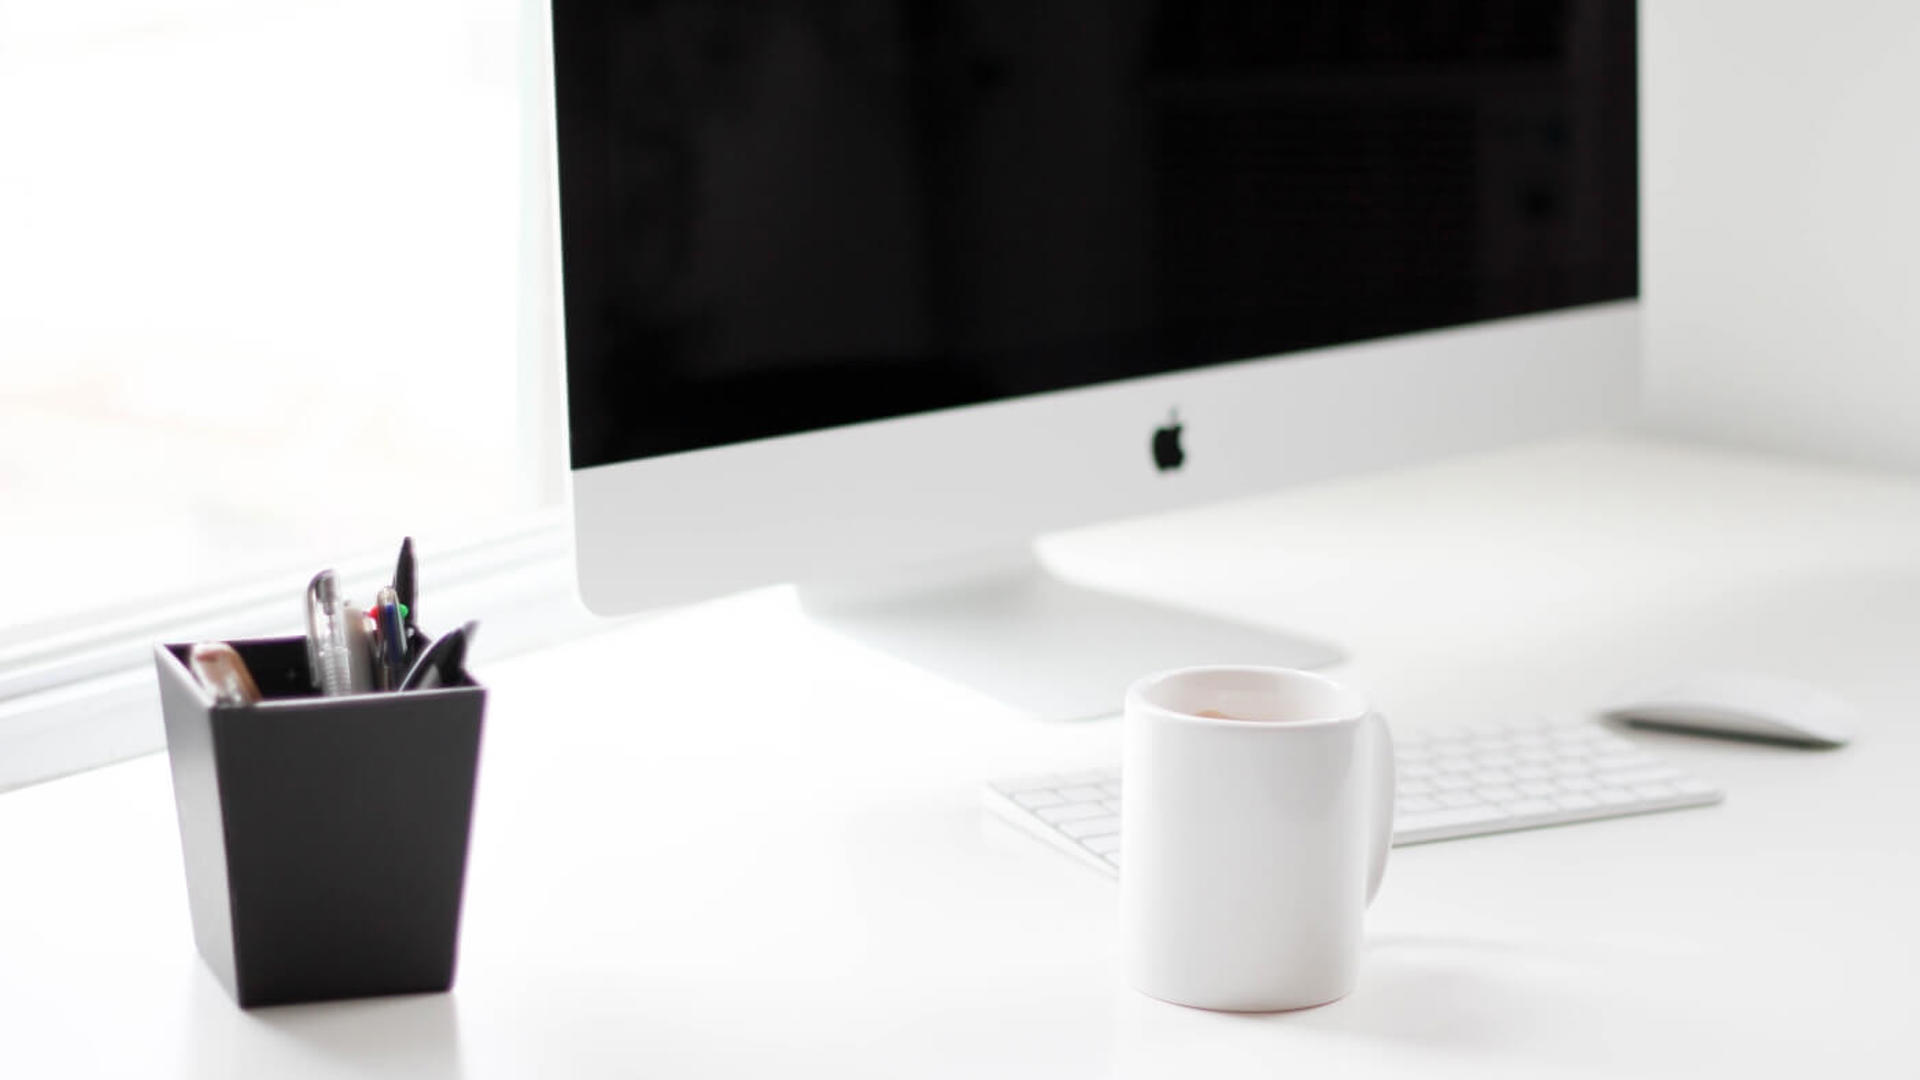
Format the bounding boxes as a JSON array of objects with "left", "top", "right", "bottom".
[{"left": 1152, "top": 409, "right": 1185, "bottom": 472}]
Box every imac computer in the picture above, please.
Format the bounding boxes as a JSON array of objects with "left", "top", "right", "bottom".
[{"left": 543, "top": 2, "right": 1639, "bottom": 718}]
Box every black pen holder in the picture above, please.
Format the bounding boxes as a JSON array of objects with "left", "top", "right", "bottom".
[{"left": 154, "top": 636, "right": 484, "bottom": 1008}]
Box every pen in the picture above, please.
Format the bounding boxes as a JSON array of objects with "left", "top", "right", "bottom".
[
  {"left": 189, "top": 642, "right": 263, "bottom": 707},
  {"left": 309, "top": 570, "right": 375, "bottom": 696},
  {"left": 398, "top": 620, "right": 477, "bottom": 692},
  {"left": 394, "top": 536, "right": 418, "bottom": 649},
  {"left": 370, "top": 586, "right": 407, "bottom": 691},
  {"left": 304, "top": 571, "right": 332, "bottom": 691}
]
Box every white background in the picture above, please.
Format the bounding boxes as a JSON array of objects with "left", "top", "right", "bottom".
[
  {"left": 0, "top": 0, "right": 536, "bottom": 632},
  {"left": 1642, "top": 3, "right": 1920, "bottom": 471}
]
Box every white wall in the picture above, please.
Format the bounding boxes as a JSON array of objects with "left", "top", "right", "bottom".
[{"left": 1643, "top": 3, "right": 1920, "bottom": 471}]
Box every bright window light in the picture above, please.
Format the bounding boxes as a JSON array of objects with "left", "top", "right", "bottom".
[{"left": 0, "top": 0, "right": 545, "bottom": 634}]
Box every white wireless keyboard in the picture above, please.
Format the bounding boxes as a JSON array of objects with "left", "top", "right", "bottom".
[{"left": 984, "top": 720, "right": 1723, "bottom": 876}]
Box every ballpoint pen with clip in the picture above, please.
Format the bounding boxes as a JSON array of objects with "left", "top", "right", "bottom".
[
  {"left": 369, "top": 586, "right": 408, "bottom": 691},
  {"left": 305, "top": 569, "right": 373, "bottom": 696}
]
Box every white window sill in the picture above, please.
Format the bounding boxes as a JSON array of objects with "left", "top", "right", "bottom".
[{"left": 0, "top": 516, "right": 604, "bottom": 793}]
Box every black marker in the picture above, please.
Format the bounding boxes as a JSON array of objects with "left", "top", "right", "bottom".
[
  {"left": 394, "top": 536, "right": 418, "bottom": 638},
  {"left": 399, "top": 620, "right": 477, "bottom": 692}
]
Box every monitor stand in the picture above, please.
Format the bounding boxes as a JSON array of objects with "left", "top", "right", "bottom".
[{"left": 798, "top": 546, "right": 1344, "bottom": 720}]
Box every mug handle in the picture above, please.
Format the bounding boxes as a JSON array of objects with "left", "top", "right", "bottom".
[{"left": 1365, "top": 711, "right": 1395, "bottom": 906}]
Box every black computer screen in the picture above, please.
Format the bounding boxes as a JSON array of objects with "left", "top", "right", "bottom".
[{"left": 555, "top": 1, "right": 1637, "bottom": 468}]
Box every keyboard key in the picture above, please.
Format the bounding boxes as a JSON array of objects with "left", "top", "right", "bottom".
[
  {"left": 1473, "top": 753, "right": 1518, "bottom": 769},
  {"left": 1558, "top": 775, "right": 1598, "bottom": 791},
  {"left": 1514, "top": 747, "right": 1555, "bottom": 763},
  {"left": 1433, "top": 774, "right": 1473, "bottom": 791},
  {"left": 1398, "top": 796, "right": 1441, "bottom": 814},
  {"left": 1593, "top": 787, "right": 1637, "bottom": 806},
  {"left": 1060, "top": 816, "right": 1120, "bottom": 839},
  {"left": 1036, "top": 803, "right": 1109, "bottom": 824},
  {"left": 1398, "top": 779, "right": 1433, "bottom": 797},
  {"left": 1515, "top": 780, "right": 1558, "bottom": 798},
  {"left": 1400, "top": 763, "right": 1436, "bottom": 779},
  {"left": 1398, "top": 805, "right": 1510, "bottom": 833},
  {"left": 1057, "top": 785, "right": 1107, "bottom": 803},
  {"left": 1510, "top": 764, "right": 1552, "bottom": 781},
  {"left": 1501, "top": 797, "right": 1559, "bottom": 817},
  {"left": 995, "top": 777, "right": 1055, "bottom": 795},
  {"left": 1012, "top": 789, "right": 1065, "bottom": 809},
  {"left": 1598, "top": 766, "right": 1682, "bottom": 787},
  {"left": 1593, "top": 753, "right": 1660, "bottom": 771},
  {"left": 1469, "top": 768, "right": 1514, "bottom": 786},
  {"left": 1630, "top": 782, "right": 1678, "bottom": 800},
  {"left": 1437, "top": 791, "right": 1483, "bottom": 808},
  {"left": 1553, "top": 793, "right": 1600, "bottom": 811},
  {"left": 1475, "top": 784, "right": 1521, "bottom": 803}
]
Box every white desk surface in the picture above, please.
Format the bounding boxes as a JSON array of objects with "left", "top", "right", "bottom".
[{"left": 4, "top": 435, "right": 1917, "bottom": 1079}]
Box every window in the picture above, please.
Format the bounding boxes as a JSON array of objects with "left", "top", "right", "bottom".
[
  {"left": 1, "top": 0, "right": 576, "bottom": 780},
  {"left": 1, "top": 0, "right": 566, "bottom": 782}
]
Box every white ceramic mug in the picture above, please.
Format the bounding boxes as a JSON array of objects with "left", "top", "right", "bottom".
[{"left": 1119, "top": 666, "right": 1394, "bottom": 1011}]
